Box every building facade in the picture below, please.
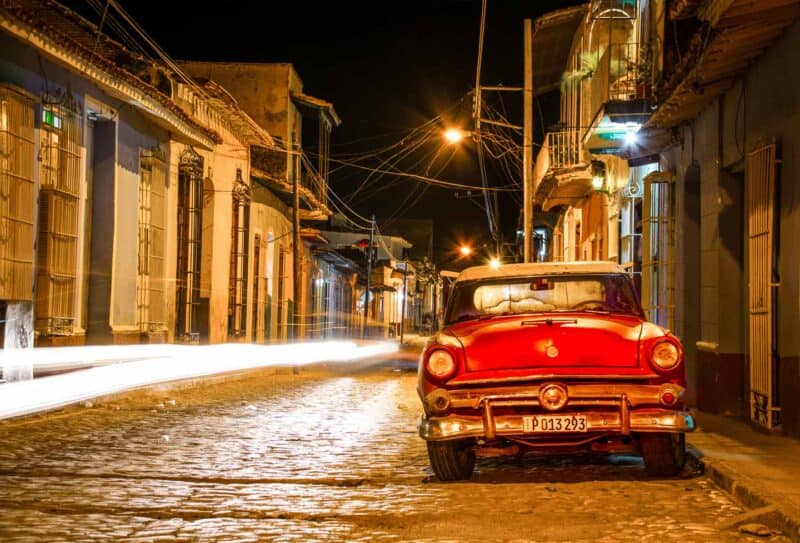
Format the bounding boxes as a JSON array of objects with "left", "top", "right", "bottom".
[
  {"left": 530, "top": 0, "right": 800, "bottom": 438},
  {"left": 0, "top": 1, "right": 299, "bottom": 351}
]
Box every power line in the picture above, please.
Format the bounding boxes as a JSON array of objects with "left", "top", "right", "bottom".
[{"left": 327, "top": 156, "right": 519, "bottom": 192}]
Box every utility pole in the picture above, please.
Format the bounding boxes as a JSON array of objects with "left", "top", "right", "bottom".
[
  {"left": 431, "top": 263, "right": 438, "bottom": 333},
  {"left": 292, "top": 153, "right": 302, "bottom": 341},
  {"left": 523, "top": 18, "right": 534, "bottom": 263},
  {"left": 362, "top": 215, "right": 375, "bottom": 339}
]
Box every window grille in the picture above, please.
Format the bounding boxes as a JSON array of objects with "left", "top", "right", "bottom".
[
  {"left": 746, "top": 143, "right": 779, "bottom": 429},
  {"left": 0, "top": 85, "right": 35, "bottom": 302},
  {"left": 137, "top": 148, "right": 167, "bottom": 333},
  {"left": 552, "top": 216, "right": 564, "bottom": 262},
  {"left": 641, "top": 171, "right": 675, "bottom": 329},
  {"left": 252, "top": 233, "right": 261, "bottom": 341},
  {"left": 620, "top": 172, "right": 644, "bottom": 276},
  {"left": 36, "top": 100, "right": 81, "bottom": 335},
  {"left": 228, "top": 168, "right": 250, "bottom": 337},
  {"left": 176, "top": 148, "right": 203, "bottom": 342},
  {"left": 277, "top": 246, "right": 285, "bottom": 340}
]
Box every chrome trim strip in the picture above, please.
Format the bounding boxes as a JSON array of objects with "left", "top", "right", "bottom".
[{"left": 449, "top": 373, "right": 659, "bottom": 385}]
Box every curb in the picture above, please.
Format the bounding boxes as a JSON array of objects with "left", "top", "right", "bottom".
[{"left": 689, "top": 449, "right": 800, "bottom": 542}]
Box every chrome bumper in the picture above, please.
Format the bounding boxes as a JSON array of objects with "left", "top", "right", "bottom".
[
  {"left": 419, "top": 382, "right": 695, "bottom": 441},
  {"left": 419, "top": 409, "right": 696, "bottom": 441}
]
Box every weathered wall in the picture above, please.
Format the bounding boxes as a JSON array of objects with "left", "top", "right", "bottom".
[
  {"left": 180, "top": 62, "right": 295, "bottom": 143},
  {"left": 743, "top": 19, "right": 800, "bottom": 436},
  {"left": 111, "top": 109, "right": 168, "bottom": 336}
]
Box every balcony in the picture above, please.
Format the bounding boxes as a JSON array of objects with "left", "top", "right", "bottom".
[
  {"left": 585, "top": 42, "right": 654, "bottom": 156},
  {"left": 299, "top": 153, "right": 328, "bottom": 212},
  {"left": 533, "top": 130, "right": 592, "bottom": 212},
  {"left": 591, "top": 43, "right": 650, "bottom": 106},
  {"left": 250, "top": 145, "right": 331, "bottom": 221}
]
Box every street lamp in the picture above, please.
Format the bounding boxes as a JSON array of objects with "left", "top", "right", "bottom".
[
  {"left": 489, "top": 257, "right": 501, "bottom": 270},
  {"left": 444, "top": 128, "right": 466, "bottom": 144},
  {"left": 459, "top": 244, "right": 473, "bottom": 257}
]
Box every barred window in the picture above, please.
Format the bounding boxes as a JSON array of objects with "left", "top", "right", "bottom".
[
  {"left": 0, "top": 85, "right": 35, "bottom": 302},
  {"left": 642, "top": 171, "right": 675, "bottom": 329},
  {"left": 228, "top": 168, "right": 250, "bottom": 337},
  {"left": 176, "top": 148, "right": 203, "bottom": 341},
  {"left": 137, "top": 148, "right": 167, "bottom": 333},
  {"left": 36, "top": 100, "right": 81, "bottom": 335},
  {"left": 252, "top": 233, "right": 261, "bottom": 341}
]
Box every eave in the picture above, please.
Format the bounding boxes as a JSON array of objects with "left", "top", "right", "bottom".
[
  {"left": 0, "top": 5, "right": 219, "bottom": 148},
  {"left": 647, "top": 0, "right": 800, "bottom": 129}
]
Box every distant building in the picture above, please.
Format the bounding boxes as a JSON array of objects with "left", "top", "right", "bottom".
[{"left": 180, "top": 62, "right": 341, "bottom": 341}]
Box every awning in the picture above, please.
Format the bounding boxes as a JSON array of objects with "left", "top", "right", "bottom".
[
  {"left": 647, "top": 0, "right": 800, "bottom": 128},
  {"left": 291, "top": 91, "right": 341, "bottom": 126},
  {"left": 532, "top": 4, "right": 589, "bottom": 96}
]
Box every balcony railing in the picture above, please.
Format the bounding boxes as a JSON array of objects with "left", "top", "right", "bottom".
[
  {"left": 591, "top": 42, "right": 650, "bottom": 107},
  {"left": 546, "top": 130, "right": 583, "bottom": 170},
  {"left": 300, "top": 153, "right": 327, "bottom": 209}
]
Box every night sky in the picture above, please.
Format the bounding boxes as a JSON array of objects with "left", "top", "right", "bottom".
[{"left": 103, "top": 1, "right": 581, "bottom": 267}]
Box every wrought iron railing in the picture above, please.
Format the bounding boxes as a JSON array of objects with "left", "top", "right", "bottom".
[
  {"left": 300, "top": 153, "right": 327, "bottom": 209},
  {"left": 546, "top": 130, "right": 583, "bottom": 170},
  {"left": 591, "top": 43, "right": 650, "bottom": 106}
]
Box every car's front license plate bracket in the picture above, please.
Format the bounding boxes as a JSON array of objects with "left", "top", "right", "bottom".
[{"left": 523, "top": 414, "right": 587, "bottom": 433}]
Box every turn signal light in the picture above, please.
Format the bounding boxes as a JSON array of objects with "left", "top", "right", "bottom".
[
  {"left": 651, "top": 341, "right": 680, "bottom": 371},
  {"left": 426, "top": 349, "right": 456, "bottom": 380},
  {"left": 660, "top": 391, "right": 676, "bottom": 406}
]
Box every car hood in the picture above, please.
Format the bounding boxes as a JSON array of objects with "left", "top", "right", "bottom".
[{"left": 446, "top": 312, "right": 644, "bottom": 374}]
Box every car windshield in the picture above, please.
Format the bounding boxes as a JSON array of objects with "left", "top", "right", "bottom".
[{"left": 444, "top": 274, "right": 644, "bottom": 324}]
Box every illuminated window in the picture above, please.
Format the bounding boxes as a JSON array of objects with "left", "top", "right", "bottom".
[
  {"left": 0, "top": 85, "right": 36, "bottom": 302},
  {"left": 36, "top": 100, "right": 81, "bottom": 335},
  {"left": 228, "top": 168, "right": 250, "bottom": 337},
  {"left": 137, "top": 148, "right": 167, "bottom": 334}
]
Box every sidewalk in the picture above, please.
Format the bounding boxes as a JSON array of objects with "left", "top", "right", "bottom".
[{"left": 689, "top": 411, "right": 800, "bottom": 541}]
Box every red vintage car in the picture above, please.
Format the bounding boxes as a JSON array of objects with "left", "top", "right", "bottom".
[{"left": 417, "top": 261, "right": 695, "bottom": 480}]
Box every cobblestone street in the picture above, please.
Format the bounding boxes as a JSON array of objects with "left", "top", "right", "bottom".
[{"left": 0, "top": 358, "right": 778, "bottom": 542}]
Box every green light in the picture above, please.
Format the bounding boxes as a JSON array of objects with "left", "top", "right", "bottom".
[{"left": 42, "top": 109, "right": 61, "bottom": 129}]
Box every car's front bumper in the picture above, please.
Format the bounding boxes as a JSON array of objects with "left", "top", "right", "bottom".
[{"left": 418, "top": 382, "right": 696, "bottom": 441}]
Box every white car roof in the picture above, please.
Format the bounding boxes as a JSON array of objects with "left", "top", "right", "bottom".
[{"left": 455, "top": 261, "right": 628, "bottom": 283}]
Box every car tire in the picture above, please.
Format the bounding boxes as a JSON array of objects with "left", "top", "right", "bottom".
[
  {"left": 426, "top": 439, "right": 475, "bottom": 481},
  {"left": 639, "top": 432, "right": 686, "bottom": 477}
]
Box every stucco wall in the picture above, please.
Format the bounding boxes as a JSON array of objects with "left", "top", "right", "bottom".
[
  {"left": 112, "top": 107, "right": 169, "bottom": 334},
  {"left": 745, "top": 20, "right": 800, "bottom": 361}
]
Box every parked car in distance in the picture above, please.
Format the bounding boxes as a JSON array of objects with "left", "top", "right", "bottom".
[{"left": 417, "top": 261, "right": 695, "bottom": 481}]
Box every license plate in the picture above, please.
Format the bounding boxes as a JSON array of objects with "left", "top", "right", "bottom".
[{"left": 523, "top": 414, "right": 588, "bottom": 433}]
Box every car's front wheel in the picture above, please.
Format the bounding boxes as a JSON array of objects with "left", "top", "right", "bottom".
[
  {"left": 639, "top": 432, "right": 686, "bottom": 476},
  {"left": 426, "top": 439, "right": 475, "bottom": 481}
]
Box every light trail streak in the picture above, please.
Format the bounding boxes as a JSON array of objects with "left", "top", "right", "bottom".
[{"left": 0, "top": 341, "right": 398, "bottom": 420}]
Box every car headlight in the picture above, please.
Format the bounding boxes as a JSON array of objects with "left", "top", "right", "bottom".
[
  {"left": 426, "top": 349, "right": 456, "bottom": 380},
  {"left": 651, "top": 341, "right": 680, "bottom": 370}
]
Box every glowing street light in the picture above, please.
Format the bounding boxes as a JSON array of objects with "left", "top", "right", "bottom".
[
  {"left": 489, "top": 257, "right": 501, "bottom": 269},
  {"left": 459, "top": 244, "right": 473, "bottom": 257},
  {"left": 444, "top": 128, "right": 466, "bottom": 144}
]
